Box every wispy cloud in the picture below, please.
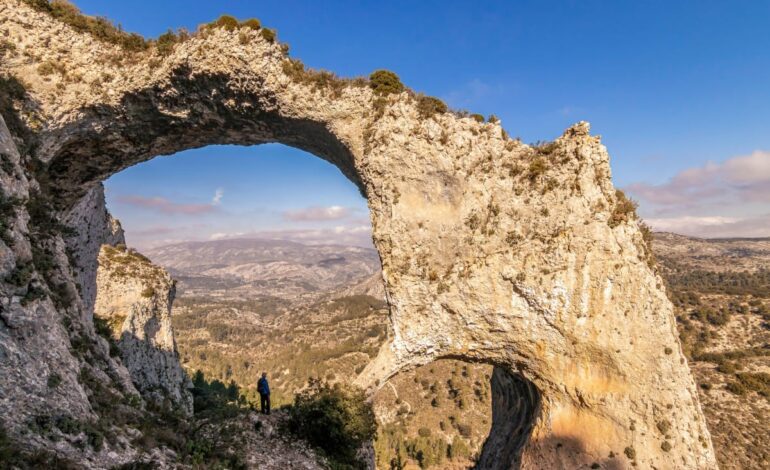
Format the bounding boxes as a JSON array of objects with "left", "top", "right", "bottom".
[
  {"left": 117, "top": 189, "right": 224, "bottom": 215},
  {"left": 212, "top": 188, "right": 224, "bottom": 205},
  {"left": 627, "top": 151, "right": 770, "bottom": 210},
  {"left": 283, "top": 205, "right": 351, "bottom": 222},
  {"left": 625, "top": 150, "right": 770, "bottom": 237},
  {"left": 129, "top": 226, "right": 178, "bottom": 236}
]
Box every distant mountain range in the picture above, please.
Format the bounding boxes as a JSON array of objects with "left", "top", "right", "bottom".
[
  {"left": 144, "top": 238, "right": 381, "bottom": 299},
  {"left": 654, "top": 232, "right": 770, "bottom": 273}
]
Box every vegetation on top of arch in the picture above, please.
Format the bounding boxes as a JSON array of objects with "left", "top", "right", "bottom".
[{"left": 20, "top": 0, "right": 507, "bottom": 123}]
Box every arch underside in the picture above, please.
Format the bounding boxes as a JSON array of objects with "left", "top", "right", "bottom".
[{"left": 43, "top": 68, "right": 362, "bottom": 208}]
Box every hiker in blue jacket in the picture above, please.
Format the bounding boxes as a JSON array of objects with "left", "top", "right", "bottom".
[{"left": 257, "top": 372, "right": 270, "bottom": 414}]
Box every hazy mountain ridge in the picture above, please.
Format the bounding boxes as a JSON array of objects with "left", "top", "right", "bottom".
[
  {"left": 654, "top": 232, "right": 770, "bottom": 273},
  {"left": 144, "top": 238, "right": 381, "bottom": 299}
]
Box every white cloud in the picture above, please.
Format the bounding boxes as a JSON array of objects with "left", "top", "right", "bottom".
[
  {"left": 117, "top": 195, "right": 219, "bottom": 215},
  {"left": 627, "top": 151, "right": 770, "bottom": 208},
  {"left": 647, "top": 214, "right": 770, "bottom": 238},
  {"left": 283, "top": 205, "right": 351, "bottom": 222},
  {"left": 625, "top": 150, "right": 770, "bottom": 238},
  {"left": 212, "top": 188, "right": 224, "bottom": 205}
]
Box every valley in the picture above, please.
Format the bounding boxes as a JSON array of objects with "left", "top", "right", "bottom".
[{"left": 151, "top": 234, "right": 770, "bottom": 469}]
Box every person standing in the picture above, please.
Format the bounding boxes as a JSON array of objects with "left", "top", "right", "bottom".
[{"left": 257, "top": 372, "right": 270, "bottom": 415}]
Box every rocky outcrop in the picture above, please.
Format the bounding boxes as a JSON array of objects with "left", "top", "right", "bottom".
[
  {"left": 64, "top": 184, "right": 124, "bottom": 319},
  {"left": 0, "top": 1, "right": 717, "bottom": 468},
  {"left": 94, "top": 244, "right": 193, "bottom": 415}
]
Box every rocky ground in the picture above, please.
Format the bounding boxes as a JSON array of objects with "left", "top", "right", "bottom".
[{"left": 196, "top": 411, "right": 324, "bottom": 470}]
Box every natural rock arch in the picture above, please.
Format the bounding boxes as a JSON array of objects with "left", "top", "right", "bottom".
[{"left": 0, "top": 2, "right": 717, "bottom": 468}]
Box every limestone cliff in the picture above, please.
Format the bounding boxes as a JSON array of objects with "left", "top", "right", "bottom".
[
  {"left": 94, "top": 244, "right": 193, "bottom": 416},
  {"left": 64, "top": 184, "right": 124, "bottom": 319},
  {"left": 0, "top": 0, "right": 718, "bottom": 468}
]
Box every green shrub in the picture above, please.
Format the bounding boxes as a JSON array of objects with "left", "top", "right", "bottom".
[
  {"left": 260, "top": 28, "right": 276, "bottom": 43},
  {"left": 693, "top": 347, "right": 770, "bottom": 364},
  {"left": 241, "top": 18, "right": 261, "bottom": 30},
  {"left": 190, "top": 369, "right": 245, "bottom": 417},
  {"left": 141, "top": 286, "right": 156, "bottom": 298},
  {"left": 487, "top": 114, "right": 499, "bottom": 123},
  {"left": 21, "top": 284, "right": 47, "bottom": 306},
  {"left": 692, "top": 306, "right": 730, "bottom": 326},
  {"left": 47, "top": 373, "right": 62, "bottom": 388},
  {"left": 369, "top": 70, "right": 404, "bottom": 96},
  {"left": 470, "top": 113, "right": 485, "bottom": 123},
  {"left": 609, "top": 189, "right": 638, "bottom": 228},
  {"left": 0, "top": 40, "right": 16, "bottom": 55},
  {"left": 726, "top": 380, "right": 746, "bottom": 396},
  {"left": 661, "top": 441, "right": 672, "bottom": 452},
  {"left": 416, "top": 95, "right": 447, "bottom": 119},
  {"left": 22, "top": 0, "right": 148, "bottom": 51},
  {"left": 0, "top": 192, "right": 20, "bottom": 245},
  {"left": 84, "top": 424, "right": 104, "bottom": 451},
  {"left": 6, "top": 262, "right": 34, "bottom": 287},
  {"left": 447, "top": 435, "right": 470, "bottom": 460},
  {"left": 405, "top": 435, "right": 447, "bottom": 468},
  {"left": 156, "top": 30, "right": 178, "bottom": 56},
  {"left": 532, "top": 140, "right": 558, "bottom": 155},
  {"left": 54, "top": 415, "right": 82, "bottom": 435},
  {"left": 0, "top": 423, "right": 80, "bottom": 469},
  {"left": 528, "top": 157, "right": 548, "bottom": 181},
  {"left": 715, "top": 361, "right": 738, "bottom": 374},
  {"left": 417, "top": 427, "right": 431, "bottom": 437},
  {"left": 287, "top": 378, "right": 376, "bottom": 467},
  {"left": 733, "top": 372, "right": 770, "bottom": 398},
  {"left": 213, "top": 15, "right": 239, "bottom": 31}
]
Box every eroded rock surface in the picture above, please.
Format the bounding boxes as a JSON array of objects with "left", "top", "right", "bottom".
[
  {"left": 94, "top": 243, "right": 193, "bottom": 415},
  {"left": 0, "top": 1, "right": 717, "bottom": 468}
]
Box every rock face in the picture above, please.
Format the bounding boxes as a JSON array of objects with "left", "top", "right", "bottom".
[
  {"left": 64, "top": 184, "right": 125, "bottom": 319},
  {"left": 94, "top": 243, "right": 193, "bottom": 415},
  {"left": 0, "top": 1, "right": 717, "bottom": 468}
]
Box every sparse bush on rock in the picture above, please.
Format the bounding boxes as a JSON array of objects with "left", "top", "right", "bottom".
[
  {"left": 22, "top": 0, "right": 148, "bottom": 51},
  {"left": 416, "top": 95, "right": 448, "bottom": 119},
  {"left": 369, "top": 70, "right": 405, "bottom": 96},
  {"left": 287, "top": 378, "right": 376, "bottom": 468},
  {"left": 609, "top": 189, "right": 638, "bottom": 228},
  {"left": 212, "top": 15, "right": 239, "bottom": 31},
  {"left": 260, "top": 28, "right": 276, "bottom": 43}
]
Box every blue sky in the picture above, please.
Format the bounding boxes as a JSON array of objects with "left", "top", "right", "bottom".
[{"left": 77, "top": 0, "right": 770, "bottom": 246}]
